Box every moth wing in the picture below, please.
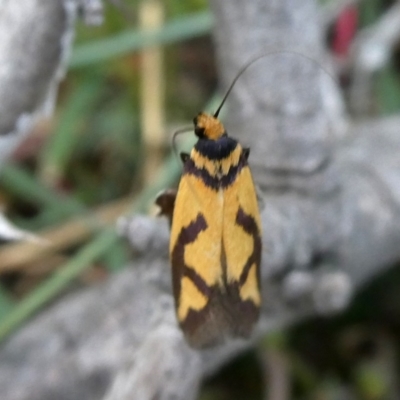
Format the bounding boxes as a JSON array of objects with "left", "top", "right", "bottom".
[
  {"left": 169, "top": 174, "right": 225, "bottom": 346},
  {"left": 169, "top": 159, "right": 262, "bottom": 347},
  {"left": 221, "top": 164, "right": 262, "bottom": 336}
]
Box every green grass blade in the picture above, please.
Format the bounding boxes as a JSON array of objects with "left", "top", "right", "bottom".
[
  {"left": 0, "top": 164, "right": 84, "bottom": 215},
  {"left": 377, "top": 62, "right": 400, "bottom": 115},
  {"left": 102, "top": 241, "right": 129, "bottom": 272},
  {"left": 70, "top": 11, "right": 213, "bottom": 68},
  {"left": 38, "top": 78, "right": 104, "bottom": 184},
  {"left": 0, "top": 286, "right": 14, "bottom": 320}
]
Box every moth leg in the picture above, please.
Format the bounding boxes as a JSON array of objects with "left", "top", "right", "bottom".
[{"left": 155, "top": 189, "right": 177, "bottom": 226}]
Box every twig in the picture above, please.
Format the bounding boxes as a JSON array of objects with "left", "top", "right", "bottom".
[
  {"left": 139, "top": 0, "right": 166, "bottom": 183},
  {"left": 0, "top": 197, "right": 133, "bottom": 272},
  {"left": 261, "top": 347, "right": 290, "bottom": 400}
]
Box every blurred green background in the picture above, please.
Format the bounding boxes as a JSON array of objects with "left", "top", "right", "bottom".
[{"left": 1, "top": 0, "right": 400, "bottom": 399}]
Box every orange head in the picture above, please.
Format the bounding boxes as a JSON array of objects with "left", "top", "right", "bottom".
[{"left": 193, "top": 112, "right": 226, "bottom": 141}]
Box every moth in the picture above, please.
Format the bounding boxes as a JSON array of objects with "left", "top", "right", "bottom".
[{"left": 157, "top": 59, "right": 263, "bottom": 348}]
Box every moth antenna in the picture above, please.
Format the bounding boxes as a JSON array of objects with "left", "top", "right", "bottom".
[
  {"left": 172, "top": 126, "right": 193, "bottom": 163},
  {"left": 213, "top": 50, "right": 338, "bottom": 118}
]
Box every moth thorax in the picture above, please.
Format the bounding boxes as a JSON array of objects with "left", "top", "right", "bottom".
[{"left": 194, "top": 112, "right": 225, "bottom": 141}]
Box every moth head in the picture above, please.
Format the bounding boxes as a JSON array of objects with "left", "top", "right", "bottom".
[{"left": 193, "top": 112, "right": 225, "bottom": 141}]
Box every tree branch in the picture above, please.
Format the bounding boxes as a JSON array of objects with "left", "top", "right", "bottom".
[{"left": 0, "top": 0, "right": 101, "bottom": 164}]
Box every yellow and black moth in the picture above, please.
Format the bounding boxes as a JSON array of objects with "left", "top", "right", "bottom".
[{"left": 157, "top": 60, "right": 264, "bottom": 348}]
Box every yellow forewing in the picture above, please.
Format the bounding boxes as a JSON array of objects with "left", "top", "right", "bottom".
[
  {"left": 223, "top": 166, "right": 261, "bottom": 285},
  {"left": 170, "top": 175, "right": 223, "bottom": 320},
  {"left": 178, "top": 276, "right": 208, "bottom": 320}
]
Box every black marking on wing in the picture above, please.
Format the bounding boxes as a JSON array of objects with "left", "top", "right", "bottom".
[
  {"left": 184, "top": 159, "right": 244, "bottom": 190},
  {"left": 170, "top": 213, "right": 209, "bottom": 303},
  {"left": 181, "top": 286, "right": 260, "bottom": 348},
  {"left": 183, "top": 149, "right": 249, "bottom": 191},
  {"left": 235, "top": 207, "right": 262, "bottom": 289}
]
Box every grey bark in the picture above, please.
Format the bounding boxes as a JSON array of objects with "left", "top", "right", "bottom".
[
  {"left": 0, "top": 0, "right": 101, "bottom": 163},
  {"left": 1, "top": 0, "right": 400, "bottom": 399},
  {"left": 0, "top": 0, "right": 71, "bottom": 162}
]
